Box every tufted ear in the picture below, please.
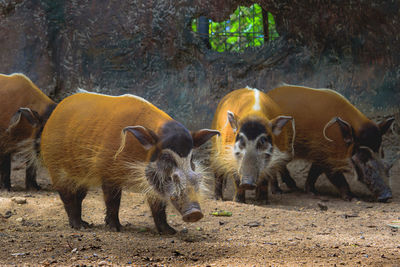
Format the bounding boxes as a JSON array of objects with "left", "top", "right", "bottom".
[
  {"left": 191, "top": 129, "right": 220, "bottom": 148},
  {"left": 6, "top": 107, "right": 41, "bottom": 133},
  {"left": 124, "top": 126, "right": 159, "bottom": 150},
  {"left": 227, "top": 110, "right": 239, "bottom": 133},
  {"left": 269, "top": 115, "right": 293, "bottom": 136},
  {"left": 378, "top": 117, "right": 395, "bottom": 135}
]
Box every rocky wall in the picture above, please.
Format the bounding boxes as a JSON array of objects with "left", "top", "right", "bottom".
[{"left": 0, "top": 0, "right": 399, "bottom": 131}]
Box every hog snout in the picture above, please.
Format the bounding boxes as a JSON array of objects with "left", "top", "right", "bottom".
[
  {"left": 182, "top": 202, "right": 203, "bottom": 222},
  {"left": 377, "top": 188, "right": 392, "bottom": 203},
  {"left": 239, "top": 176, "right": 257, "bottom": 190}
]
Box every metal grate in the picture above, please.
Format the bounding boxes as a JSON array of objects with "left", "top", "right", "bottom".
[{"left": 192, "top": 4, "right": 279, "bottom": 52}]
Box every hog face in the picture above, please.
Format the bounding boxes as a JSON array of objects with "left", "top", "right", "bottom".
[
  {"left": 123, "top": 120, "right": 219, "bottom": 222},
  {"left": 228, "top": 112, "right": 292, "bottom": 190},
  {"left": 145, "top": 149, "right": 203, "bottom": 222},
  {"left": 352, "top": 146, "right": 392, "bottom": 202}
]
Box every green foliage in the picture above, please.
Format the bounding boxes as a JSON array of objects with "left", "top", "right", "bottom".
[{"left": 192, "top": 4, "right": 279, "bottom": 52}]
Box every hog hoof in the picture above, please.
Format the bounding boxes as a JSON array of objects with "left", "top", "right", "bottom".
[
  {"left": 70, "top": 219, "right": 92, "bottom": 229},
  {"left": 234, "top": 194, "right": 245, "bottom": 203},
  {"left": 340, "top": 193, "right": 353, "bottom": 201},
  {"left": 271, "top": 185, "right": 283, "bottom": 194},
  {"left": 105, "top": 220, "right": 122, "bottom": 232},
  {"left": 157, "top": 225, "right": 177, "bottom": 235},
  {"left": 26, "top": 183, "right": 41, "bottom": 191}
]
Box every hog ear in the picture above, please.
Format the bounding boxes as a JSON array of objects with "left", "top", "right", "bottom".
[
  {"left": 123, "top": 126, "right": 159, "bottom": 150},
  {"left": 334, "top": 117, "right": 354, "bottom": 146},
  {"left": 192, "top": 129, "right": 220, "bottom": 148},
  {"left": 227, "top": 110, "right": 239, "bottom": 133},
  {"left": 269, "top": 115, "right": 293, "bottom": 136},
  {"left": 378, "top": 117, "right": 395, "bottom": 135},
  {"left": 6, "top": 107, "right": 41, "bottom": 133}
]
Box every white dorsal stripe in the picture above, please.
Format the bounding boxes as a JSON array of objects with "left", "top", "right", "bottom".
[{"left": 249, "top": 87, "right": 261, "bottom": 111}]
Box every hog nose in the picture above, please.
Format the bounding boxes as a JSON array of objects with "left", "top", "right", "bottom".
[
  {"left": 377, "top": 189, "right": 392, "bottom": 203},
  {"left": 182, "top": 203, "right": 203, "bottom": 222},
  {"left": 239, "top": 176, "right": 256, "bottom": 190}
]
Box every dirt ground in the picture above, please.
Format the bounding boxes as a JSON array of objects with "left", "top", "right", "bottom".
[{"left": 1, "top": 133, "right": 399, "bottom": 266}]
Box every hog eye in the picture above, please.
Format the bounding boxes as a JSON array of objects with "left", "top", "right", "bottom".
[{"left": 160, "top": 153, "right": 176, "bottom": 165}]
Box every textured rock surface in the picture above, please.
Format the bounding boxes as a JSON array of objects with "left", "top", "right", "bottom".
[{"left": 0, "top": 0, "right": 399, "bottom": 129}]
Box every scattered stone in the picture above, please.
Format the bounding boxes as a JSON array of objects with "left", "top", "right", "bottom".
[
  {"left": 245, "top": 221, "right": 260, "bottom": 227},
  {"left": 11, "top": 197, "right": 27, "bottom": 204},
  {"left": 11, "top": 252, "right": 27, "bottom": 256},
  {"left": 4, "top": 210, "right": 13, "bottom": 218},
  {"left": 317, "top": 203, "right": 328, "bottom": 211},
  {"left": 98, "top": 260, "right": 109, "bottom": 266},
  {"left": 16, "top": 217, "right": 24, "bottom": 223},
  {"left": 342, "top": 214, "right": 359, "bottom": 219},
  {"left": 173, "top": 250, "right": 184, "bottom": 256}
]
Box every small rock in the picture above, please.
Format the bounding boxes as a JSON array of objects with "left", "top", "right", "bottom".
[
  {"left": 317, "top": 203, "right": 328, "bottom": 211},
  {"left": 11, "top": 252, "right": 26, "bottom": 256},
  {"left": 98, "top": 260, "right": 108, "bottom": 266},
  {"left": 4, "top": 211, "right": 12, "bottom": 218},
  {"left": 11, "top": 197, "right": 27, "bottom": 204},
  {"left": 71, "top": 248, "right": 78, "bottom": 253},
  {"left": 16, "top": 217, "right": 24, "bottom": 223},
  {"left": 245, "top": 221, "right": 260, "bottom": 227}
]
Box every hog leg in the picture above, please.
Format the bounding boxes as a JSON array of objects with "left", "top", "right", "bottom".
[
  {"left": 281, "top": 166, "right": 299, "bottom": 191},
  {"left": 233, "top": 175, "right": 246, "bottom": 203},
  {"left": 270, "top": 173, "right": 283, "bottom": 194},
  {"left": 305, "top": 163, "right": 324, "bottom": 195},
  {"left": 102, "top": 182, "right": 122, "bottom": 231},
  {"left": 25, "top": 163, "right": 40, "bottom": 190},
  {"left": 0, "top": 154, "right": 11, "bottom": 191},
  {"left": 255, "top": 179, "right": 269, "bottom": 204},
  {"left": 214, "top": 173, "right": 224, "bottom": 200},
  {"left": 325, "top": 171, "right": 353, "bottom": 201},
  {"left": 147, "top": 197, "right": 176, "bottom": 234},
  {"left": 58, "top": 187, "right": 90, "bottom": 229}
]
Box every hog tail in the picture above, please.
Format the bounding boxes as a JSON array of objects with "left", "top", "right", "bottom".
[
  {"left": 323, "top": 117, "right": 338, "bottom": 142},
  {"left": 290, "top": 118, "right": 296, "bottom": 157}
]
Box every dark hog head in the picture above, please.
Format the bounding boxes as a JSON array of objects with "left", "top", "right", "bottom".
[
  {"left": 227, "top": 111, "right": 292, "bottom": 190},
  {"left": 330, "top": 117, "right": 395, "bottom": 202},
  {"left": 123, "top": 121, "right": 219, "bottom": 222},
  {"left": 6, "top": 107, "right": 42, "bottom": 139}
]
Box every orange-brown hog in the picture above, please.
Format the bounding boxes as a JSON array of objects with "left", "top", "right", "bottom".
[
  {"left": 40, "top": 92, "right": 219, "bottom": 234},
  {"left": 268, "top": 85, "right": 394, "bottom": 202},
  {"left": 211, "top": 87, "right": 293, "bottom": 203},
  {"left": 0, "top": 73, "right": 56, "bottom": 190}
]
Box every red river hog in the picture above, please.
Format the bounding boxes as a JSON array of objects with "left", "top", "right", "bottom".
[
  {"left": 268, "top": 84, "right": 394, "bottom": 202},
  {"left": 40, "top": 92, "right": 219, "bottom": 234},
  {"left": 0, "top": 73, "right": 56, "bottom": 190},
  {"left": 211, "top": 87, "right": 294, "bottom": 203}
]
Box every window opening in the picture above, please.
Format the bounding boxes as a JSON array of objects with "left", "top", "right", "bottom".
[{"left": 192, "top": 4, "right": 279, "bottom": 52}]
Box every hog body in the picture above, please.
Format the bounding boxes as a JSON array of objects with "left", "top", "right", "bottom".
[
  {"left": 268, "top": 85, "right": 394, "bottom": 201},
  {"left": 211, "top": 87, "right": 293, "bottom": 203},
  {"left": 0, "top": 73, "right": 56, "bottom": 190},
  {"left": 40, "top": 92, "right": 218, "bottom": 233}
]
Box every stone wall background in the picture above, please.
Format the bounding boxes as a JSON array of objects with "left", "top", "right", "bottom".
[{"left": 1, "top": 0, "right": 399, "bottom": 130}]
